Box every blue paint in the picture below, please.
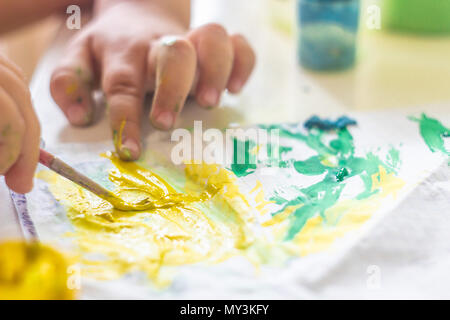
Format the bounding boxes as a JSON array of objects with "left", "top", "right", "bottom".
[{"left": 304, "top": 115, "right": 357, "bottom": 131}]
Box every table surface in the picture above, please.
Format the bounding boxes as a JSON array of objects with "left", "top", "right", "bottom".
[{"left": 2, "top": 0, "right": 449, "bottom": 239}]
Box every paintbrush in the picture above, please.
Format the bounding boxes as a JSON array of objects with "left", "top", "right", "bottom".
[{"left": 39, "top": 149, "right": 154, "bottom": 211}]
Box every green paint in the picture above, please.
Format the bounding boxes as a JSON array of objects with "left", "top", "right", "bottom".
[
  {"left": 336, "top": 167, "right": 349, "bottom": 182},
  {"left": 279, "top": 145, "right": 293, "bottom": 155},
  {"left": 230, "top": 138, "right": 257, "bottom": 177},
  {"left": 1, "top": 124, "right": 11, "bottom": 137},
  {"left": 270, "top": 191, "right": 291, "bottom": 206},
  {"left": 75, "top": 66, "right": 94, "bottom": 88},
  {"left": 281, "top": 126, "right": 398, "bottom": 240},
  {"left": 293, "top": 156, "right": 326, "bottom": 176},
  {"left": 113, "top": 130, "right": 119, "bottom": 147},
  {"left": 236, "top": 122, "right": 403, "bottom": 240},
  {"left": 410, "top": 113, "right": 450, "bottom": 156},
  {"left": 387, "top": 147, "right": 401, "bottom": 168},
  {"left": 229, "top": 129, "right": 293, "bottom": 176},
  {"left": 266, "top": 142, "right": 291, "bottom": 168}
]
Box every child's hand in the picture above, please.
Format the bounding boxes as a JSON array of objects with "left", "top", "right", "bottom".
[
  {"left": 0, "top": 55, "right": 40, "bottom": 193},
  {"left": 50, "top": 0, "right": 255, "bottom": 161}
]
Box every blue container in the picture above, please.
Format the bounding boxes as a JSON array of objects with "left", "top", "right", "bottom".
[{"left": 298, "top": 0, "right": 360, "bottom": 71}]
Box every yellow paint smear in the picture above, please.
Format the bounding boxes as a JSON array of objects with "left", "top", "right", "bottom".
[
  {"left": 113, "top": 120, "right": 126, "bottom": 151},
  {"left": 250, "top": 181, "right": 274, "bottom": 215},
  {"left": 38, "top": 153, "right": 406, "bottom": 286},
  {"left": 38, "top": 153, "right": 254, "bottom": 287}
]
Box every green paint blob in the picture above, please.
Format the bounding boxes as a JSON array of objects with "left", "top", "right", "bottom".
[
  {"left": 336, "top": 167, "right": 349, "bottom": 182},
  {"left": 410, "top": 113, "right": 450, "bottom": 156},
  {"left": 294, "top": 156, "right": 326, "bottom": 175}
]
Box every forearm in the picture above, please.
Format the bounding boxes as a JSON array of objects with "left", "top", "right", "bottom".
[
  {"left": 95, "top": 0, "right": 191, "bottom": 28},
  {"left": 0, "top": 0, "right": 93, "bottom": 34}
]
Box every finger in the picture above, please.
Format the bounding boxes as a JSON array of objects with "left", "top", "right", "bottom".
[
  {"left": 0, "top": 64, "right": 40, "bottom": 193},
  {"left": 0, "top": 54, "right": 29, "bottom": 81},
  {"left": 101, "top": 42, "right": 147, "bottom": 160},
  {"left": 188, "top": 23, "right": 233, "bottom": 108},
  {"left": 227, "top": 34, "right": 256, "bottom": 94},
  {"left": 148, "top": 36, "right": 196, "bottom": 130},
  {"left": 0, "top": 88, "right": 25, "bottom": 178},
  {"left": 50, "top": 37, "right": 95, "bottom": 126}
]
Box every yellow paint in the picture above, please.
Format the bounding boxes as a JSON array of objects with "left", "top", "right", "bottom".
[
  {"left": 38, "top": 154, "right": 253, "bottom": 287},
  {"left": 250, "top": 144, "right": 261, "bottom": 156},
  {"left": 264, "top": 166, "right": 406, "bottom": 256},
  {"left": 113, "top": 120, "right": 126, "bottom": 151},
  {"left": 371, "top": 166, "right": 406, "bottom": 199},
  {"left": 321, "top": 156, "right": 337, "bottom": 167},
  {"left": 0, "top": 241, "right": 76, "bottom": 300},
  {"left": 38, "top": 154, "right": 406, "bottom": 286},
  {"left": 262, "top": 205, "right": 300, "bottom": 227},
  {"left": 291, "top": 201, "right": 374, "bottom": 256},
  {"left": 249, "top": 181, "right": 262, "bottom": 194},
  {"left": 65, "top": 82, "right": 78, "bottom": 96},
  {"left": 250, "top": 181, "right": 274, "bottom": 215}
]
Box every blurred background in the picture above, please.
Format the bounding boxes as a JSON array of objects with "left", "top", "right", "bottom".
[
  {"left": 0, "top": 16, "right": 59, "bottom": 81},
  {"left": 1, "top": 0, "right": 449, "bottom": 112},
  {"left": 265, "top": 0, "right": 450, "bottom": 111}
]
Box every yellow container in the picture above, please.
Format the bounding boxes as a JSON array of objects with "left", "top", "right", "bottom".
[{"left": 0, "top": 241, "right": 76, "bottom": 300}]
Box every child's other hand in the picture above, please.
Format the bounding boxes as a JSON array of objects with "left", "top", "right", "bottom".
[
  {"left": 50, "top": 0, "right": 255, "bottom": 161},
  {"left": 0, "top": 55, "right": 40, "bottom": 193}
]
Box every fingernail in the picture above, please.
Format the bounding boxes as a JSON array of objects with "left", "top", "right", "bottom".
[
  {"left": 67, "top": 105, "right": 87, "bottom": 125},
  {"left": 229, "top": 80, "right": 243, "bottom": 93},
  {"left": 161, "top": 35, "right": 178, "bottom": 46},
  {"left": 120, "top": 138, "right": 140, "bottom": 161},
  {"left": 201, "top": 88, "right": 220, "bottom": 107},
  {"left": 153, "top": 111, "right": 175, "bottom": 130}
]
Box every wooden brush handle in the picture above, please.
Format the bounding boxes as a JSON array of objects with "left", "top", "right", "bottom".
[{"left": 39, "top": 149, "right": 115, "bottom": 200}]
